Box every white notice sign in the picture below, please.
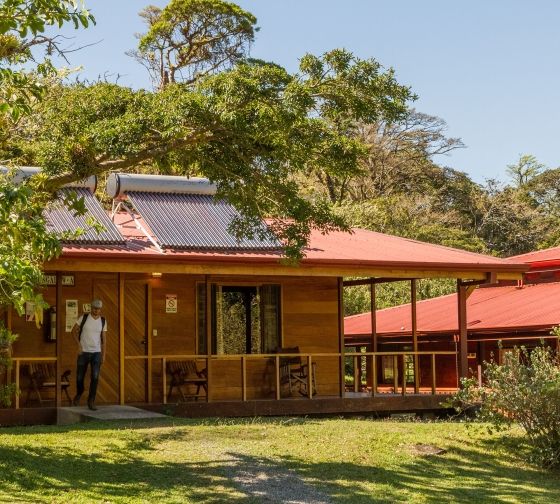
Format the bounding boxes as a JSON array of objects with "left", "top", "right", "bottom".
[
  {"left": 65, "top": 299, "right": 78, "bottom": 332},
  {"left": 165, "top": 294, "right": 177, "bottom": 313}
]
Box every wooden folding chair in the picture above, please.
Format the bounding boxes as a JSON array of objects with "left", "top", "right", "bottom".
[
  {"left": 277, "top": 347, "right": 317, "bottom": 397},
  {"left": 166, "top": 360, "right": 208, "bottom": 401},
  {"left": 26, "top": 363, "right": 71, "bottom": 405}
]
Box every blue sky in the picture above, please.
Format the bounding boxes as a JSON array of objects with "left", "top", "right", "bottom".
[{"left": 52, "top": 0, "right": 560, "bottom": 183}]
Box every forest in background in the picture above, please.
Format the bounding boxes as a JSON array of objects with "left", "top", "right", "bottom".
[{"left": 310, "top": 114, "right": 560, "bottom": 314}]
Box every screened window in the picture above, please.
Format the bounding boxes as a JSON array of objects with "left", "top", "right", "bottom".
[{"left": 197, "top": 284, "right": 281, "bottom": 355}]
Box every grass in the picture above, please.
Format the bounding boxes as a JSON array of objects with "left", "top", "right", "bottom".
[{"left": 0, "top": 417, "right": 558, "bottom": 503}]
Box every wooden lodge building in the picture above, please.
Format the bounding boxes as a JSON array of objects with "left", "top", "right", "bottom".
[
  {"left": 1, "top": 171, "right": 528, "bottom": 425},
  {"left": 345, "top": 247, "right": 560, "bottom": 391}
]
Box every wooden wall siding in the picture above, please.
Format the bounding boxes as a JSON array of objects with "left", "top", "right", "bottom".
[
  {"left": 124, "top": 282, "right": 147, "bottom": 403},
  {"left": 11, "top": 290, "right": 56, "bottom": 359},
  {"left": 282, "top": 277, "right": 340, "bottom": 396},
  {"left": 150, "top": 275, "right": 201, "bottom": 356}
]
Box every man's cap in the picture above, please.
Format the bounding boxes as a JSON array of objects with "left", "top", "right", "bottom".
[{"left": 91, "top": 299, "right": 103, "bottom": 309}]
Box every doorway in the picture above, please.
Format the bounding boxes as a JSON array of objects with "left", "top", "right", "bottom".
[{"left": 123, "top": 281, "right": 149, "bottom": 402}]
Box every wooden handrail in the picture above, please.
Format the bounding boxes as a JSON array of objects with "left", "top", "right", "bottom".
[{"left": 8, "top": 350, "right": 457, "bottom": 410}]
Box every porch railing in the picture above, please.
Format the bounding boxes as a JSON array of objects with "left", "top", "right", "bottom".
[
  {"left": 4, "top": 351, "right": 458, "bottom": 409},
  {"left": 345, "top": 351, "right": 458, "bottom": 396},
  {"left": 124, "top": 350, "right": 458, "bottom": 404}
]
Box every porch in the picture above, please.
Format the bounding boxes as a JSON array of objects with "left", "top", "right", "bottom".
[{"left": 3, "top": 349, "right": 457, "bottom": 421}]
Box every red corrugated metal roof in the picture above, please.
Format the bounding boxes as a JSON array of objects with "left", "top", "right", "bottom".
[
  {"left": 57, "top": 212, "right": 526, "bottom": 273},
  {"left": 507, "top": 247, "right": 560, "bottom": 270},
  {"left": 345, "top": 282, "right": 560, "bottom": 336}
]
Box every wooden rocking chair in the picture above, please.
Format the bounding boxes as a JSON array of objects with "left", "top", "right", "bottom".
[
  {"left": 166, "top": 360, "right": 208, "bottom": 402},
  {"left": 277, "top": 347, "right": 317, "bottom": 397}
]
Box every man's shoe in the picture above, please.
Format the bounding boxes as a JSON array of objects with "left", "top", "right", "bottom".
[
  {"left": 87, "top": 400, "right": 97, "bottom": 411},
  {"left": 72, "top": 395, "right": 81, "bottom": 407}
]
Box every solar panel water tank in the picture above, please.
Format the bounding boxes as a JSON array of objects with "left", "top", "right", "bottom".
[
  {"left": 0, "top": 166, "right": 123, "bottom": 244},
  {"left": 0, "top": 166, "right": 97, "bottom": 192},
  {"left": 106, "top": 173, "right": 217, "bottom": 199},
  {"left": 106, "top": 172, "right": 280, "bottom": 251}
]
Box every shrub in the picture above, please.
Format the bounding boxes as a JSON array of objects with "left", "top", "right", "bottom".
[
  {"left": 449, "top": 342, "right": 560, "bottom": 468},
  {"left": 0, "top": 322, "right": 17, "bottom": 407}
]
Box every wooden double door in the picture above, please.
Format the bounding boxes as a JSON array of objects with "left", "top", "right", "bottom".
[{"left": 90, "top": 279, "right": 151, "bottom": 404}]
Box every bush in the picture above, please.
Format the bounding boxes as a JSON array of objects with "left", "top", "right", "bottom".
[
  {"left": 449, "top": 342, "right": 560, "bottom": 468},
  {"left": 0, "top": 322, "right": 17, "bottom": 407}
]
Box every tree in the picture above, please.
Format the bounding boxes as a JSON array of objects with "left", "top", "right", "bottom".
[
  {"left": 0, "top": 0, "right": 93, "bottom": 119},
  {"left": 130, "top": 0, "right": 257, "bottom": 90},
  {"left": 14, "top": 50, "right": 413, "bottom": 258},
  {"left": 309, "top": 110, "right": 464, "bottom": 204},
  {"left": 0, "top": 1, "right": 93, "bottom": 405},
  {"left": 477, "top": 182, "right": 551, "bottom": 256},
  {"left": 506, "top": 154, "right": 545, "bottom": 187}
]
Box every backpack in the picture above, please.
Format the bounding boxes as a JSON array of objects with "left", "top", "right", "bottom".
[{"left": 78, "top": 313, "right": 106, "bottom": 342}]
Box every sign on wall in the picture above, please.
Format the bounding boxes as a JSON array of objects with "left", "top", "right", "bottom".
[
  {"left": 165, "top": 294, "right": 177, "bottom": 313},
  {"left": 61, "top": 275, "right": 75, "bottom": 286},
  {"left": 65, "top": 299, "right": 78, "bottom": 332},
  {"left": 41, "top": 275, "right": 57, "bottom": 286}
]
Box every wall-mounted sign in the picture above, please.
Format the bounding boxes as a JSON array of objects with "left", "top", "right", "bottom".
[
  {"left": 83, "top": 303, "right": 91, "bottom": 314},
  {"left": 61, "top": 275, "right": 75, "bottom": 286},
  {"left": 41, "top": 275, "right": 57, "bottom": 286},
  {"left": 65, "top": 299, "right": 78, "bottom": 332},
  {"left": 165, "top": 294, "right": 177, "bottom": 313}
]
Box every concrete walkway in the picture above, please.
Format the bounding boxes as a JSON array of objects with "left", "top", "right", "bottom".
[{"left": 58, "top": 405, "right": 166, "bottom": 425}]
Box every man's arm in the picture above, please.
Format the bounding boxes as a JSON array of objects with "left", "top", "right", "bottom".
[
  {"left": 72, "top": 323, "right": 82, "bottom": 353},
  {"left": 101, "top": 325, "right": 107, "bottom": 363}
]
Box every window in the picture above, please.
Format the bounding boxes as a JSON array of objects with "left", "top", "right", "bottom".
[
  {"left": 382, "top": 356, "right": 394, "bottom": 383},
  {"left": 197, "top": 283, "right": 281, "bottom": 355}
]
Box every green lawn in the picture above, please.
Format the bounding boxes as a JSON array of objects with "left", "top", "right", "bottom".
[{"left": 0, "top": 417, "right": 558, "bottom": 503}]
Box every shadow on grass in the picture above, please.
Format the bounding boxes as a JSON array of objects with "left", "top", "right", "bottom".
[
  {"left": 272, "top": 436, "right": 560, "bottom": 503},
  {"left": 0, "top": 419, "right": 558, "bottom": 503}
]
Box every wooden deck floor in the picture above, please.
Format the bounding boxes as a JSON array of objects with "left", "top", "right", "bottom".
[
  {"left": 144, "top": 393, "right": 453, "bottom": 418},
  {"left": 0, "top": 393, "right": 454, "bottom": 426}
]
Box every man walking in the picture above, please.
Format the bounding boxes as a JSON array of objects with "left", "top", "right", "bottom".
[{"left": 71, "top": 299, "right": 107, "bottom": 410}]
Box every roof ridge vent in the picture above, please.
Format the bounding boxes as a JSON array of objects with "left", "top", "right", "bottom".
[{"left": 106, "top": 173, "right": 217, "bottom": 200}]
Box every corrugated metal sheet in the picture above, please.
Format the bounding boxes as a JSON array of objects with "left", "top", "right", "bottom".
[
  {"left": 46, "top": 188, "right": 124, "bottom": 244},
  {"left": 507, "top": 246, "right": 560, "bottom": 264},
  {"left": 345, "top": 282, "right": 560, "bottom": 336},
  {"left": 126, "top": 192, "right": 280, "bottom": 250}
]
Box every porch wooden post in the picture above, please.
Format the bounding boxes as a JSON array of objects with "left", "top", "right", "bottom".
[
  {"left": 457, "top": 280, "right": 469, "bottom": 381},
  {"left": 119, "top": 273, "right": 125, "bottom": 405},
  {"left": 370, "top": 280, "right": 377, "bottom": 351},
  {"left": 55, "top": 271, "right": 62, "bottom": 408},
  {"left": 370, "top": 280, "right": 377, "bottom": 394},
  {"left": 338, "top": 277, "right": 345, "bottom": 398},
  {"left": 205, "top": 275, "right": 212, "bottom": 402},
  {"left": 411, "top": 279, "right": 419, "bottom": 393}
]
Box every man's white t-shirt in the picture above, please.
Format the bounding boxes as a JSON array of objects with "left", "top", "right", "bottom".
[{"left": 77, "top": 314, "right": 107, "bottom": 353}]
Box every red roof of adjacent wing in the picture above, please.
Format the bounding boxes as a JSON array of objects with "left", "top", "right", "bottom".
[
  {"left": 345, "top": 282, "right": 560, "bottom": 337},
  {"left": 506, "top": 247, "right": 560, "bottom": 270}
]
